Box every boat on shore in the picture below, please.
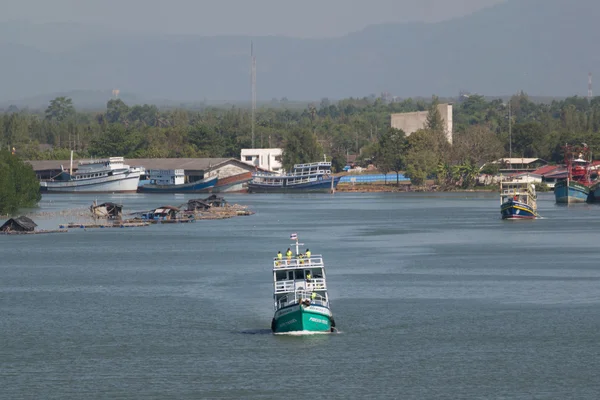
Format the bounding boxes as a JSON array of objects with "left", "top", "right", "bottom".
[
  {"left": 39, "top": 154, "right": 141, "bottom": 193},
  {"left": 554, "top": 144, "right": 594, "bottom": 204},
  {"left": 271, "top": 234, "right": 335, "bottom": 334},
  {"left": 248, "top": 159, "right": 341, "bottom": 193},
  {"left": 137, "top": 169, "right": 218, "bottom": 193},
  {"left": 500, "top": 179, "right": 539, "bottom": 219}
]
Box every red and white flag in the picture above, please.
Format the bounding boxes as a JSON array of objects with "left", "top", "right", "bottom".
[{"left": 290, "top": 233, "right": 297, "bottom": 240}]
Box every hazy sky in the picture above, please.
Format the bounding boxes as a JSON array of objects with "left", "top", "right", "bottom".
[{"left": 3, "top": 0, "right": 505, "bottom": 37}]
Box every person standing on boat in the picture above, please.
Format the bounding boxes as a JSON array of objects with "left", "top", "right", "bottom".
[
  {"left": 305, "top": 249, "right": 311, "bottom": 264},
  {"left": 286, "top": 248, "right": 293, "bottom": 265},
  {"left": 276, "top": 251, "right": 283, "bottom": 266}
]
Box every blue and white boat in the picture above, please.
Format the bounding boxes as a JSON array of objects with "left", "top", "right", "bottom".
[
  {"left": 248, "top": 160, "right": 341, "bottom": 193},
  {"left": 138, "top": 169, "right": 218, "bottom": 193},
  {"left": 500, "top": 179, "right": 539, "bottom": 219},
  {"left": 554, "top": 144, "right": 593, "bottom": 204}
]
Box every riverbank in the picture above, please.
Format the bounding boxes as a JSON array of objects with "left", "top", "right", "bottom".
[{"left": 335, "top": 182, "right": 498, "bottom": 193}]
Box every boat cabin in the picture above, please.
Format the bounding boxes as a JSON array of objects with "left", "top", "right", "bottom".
[
  {"left": 272, "top": 255, "right": 328, "bottom": 310},
  {"left": 147, "top": 169, "right": 207, "bottom": 186},
  {"left": 500, "top": 180, "right": 537, "bottom": 207}
]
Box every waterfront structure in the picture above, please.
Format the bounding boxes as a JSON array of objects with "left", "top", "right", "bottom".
[{"left": 29, "top": 157, "right": 256, "bottom": 193}]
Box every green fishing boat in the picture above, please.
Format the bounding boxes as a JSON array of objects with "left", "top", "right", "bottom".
[{"left": 271, "top": 234, "right": 336, "bottom": 334}]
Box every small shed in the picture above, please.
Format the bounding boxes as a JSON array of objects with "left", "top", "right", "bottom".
[
  {"left": 91, "top": 202, "right": 123, "bottom": 219},
  {"left": 187, "top": 195, "right": 227, "bottom": 211},
  {"left": 153, "top": 205, "right": 180, "bottom": 220},
  {"left": 1, "top": 216, "right": 37, "bottom": 232}
]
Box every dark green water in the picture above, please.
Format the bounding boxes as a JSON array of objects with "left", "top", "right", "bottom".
[{"left": 2, "top": 192, "right": 600, "bottom": 399}]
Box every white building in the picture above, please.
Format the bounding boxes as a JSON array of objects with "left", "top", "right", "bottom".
[{"left": 240, "top": 148, "right": 283, "bottom": 173}]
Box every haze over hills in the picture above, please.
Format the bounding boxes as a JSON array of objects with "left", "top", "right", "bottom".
[{"left": 1, "top": 0, "right": 599, "bottom": 109}]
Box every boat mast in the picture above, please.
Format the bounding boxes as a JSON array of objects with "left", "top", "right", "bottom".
[{"left": 69, "top": 150, "right": 73, "bottom": 176}]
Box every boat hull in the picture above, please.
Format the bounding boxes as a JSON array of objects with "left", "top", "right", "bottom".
[
  {"left": 554, "top": 180, "right": 590, "bottom": 204},
  {"left": 272, "top": 303, "right": 333, "bottom": 333},
  {"left": 249, "top": 176, "right": 341, "bottom": 193},
  {"left": 212, "top": 172, "right": 252, "bottom": 193},
  {"left": 587, "top": 182, "right": 600, "bottom": 203},
  {"left": 500, "top": 200, "right": 537, "bottom": 219},
  {"left": 40, "top": 173, "right": 140, "bottom": 193},
  {"left": 138, "top": 176, "right": 218, "bottom": 193}
]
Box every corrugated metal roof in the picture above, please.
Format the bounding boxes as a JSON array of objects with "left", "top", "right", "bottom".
[
  {"left": 27, "top": 158, "right": 247, "bottom": 172},
  {"left": 532, "top": 165, "right": 560, "bottom": 175},
  {"left": 493, "top": 158, "right": 546, "bottom": 165}
]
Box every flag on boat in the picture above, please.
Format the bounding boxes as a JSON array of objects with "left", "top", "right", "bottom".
[{"left": 290, "top": 233, "right": 297, "bottom": 240}]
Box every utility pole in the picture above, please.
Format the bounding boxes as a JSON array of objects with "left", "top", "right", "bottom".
[
  {"left": 251, "top": 41, "right": 256, "bottom": 149},
  {"left": 508, "top": 100, "right": 512, "bottom": 160}
]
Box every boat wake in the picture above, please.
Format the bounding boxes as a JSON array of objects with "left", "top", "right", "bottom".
[
  {"left": 238, "top": 329, "right": 273, "bottom": 335},
  {"left": 273, "top": 329, "right": 340, "bottom": 336}
]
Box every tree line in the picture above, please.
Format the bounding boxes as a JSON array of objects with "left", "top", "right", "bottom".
[{"left": 2, "top": 92, "right": 600, "bottom": 188}]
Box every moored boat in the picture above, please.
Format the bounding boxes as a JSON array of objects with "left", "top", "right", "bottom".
[
  {"left": 39, "top": 155, "right": 141, "bottom": 193},
  {"left": 248, "top": 159, "right": 341, "bottom": 193},
  {"left": 271, "top": 234, "right": 335, "bottom": 334},
  {"left": 137, "top": 169, "right": 218, "bottom": 193},
  {"left": 500, "top": 179, "right": 539, "bottom": 219},
  {"left": 554, "top": 144, "right": 594, "bottom": 204}
]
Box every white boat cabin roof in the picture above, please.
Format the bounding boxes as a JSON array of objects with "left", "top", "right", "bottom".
[{"left": 79, "top": 157, "right": 125, "bottom": 165}]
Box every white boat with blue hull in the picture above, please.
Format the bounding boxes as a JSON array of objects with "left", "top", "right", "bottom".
[
  {"left": 249, "top": 159, "right": 340, "bottom": 193},
  {"left": 39, "top": 155, "right": 141, "bottom": 193},
  {"left": 271, "top": 234, "right": 336, "bottom": 334}
]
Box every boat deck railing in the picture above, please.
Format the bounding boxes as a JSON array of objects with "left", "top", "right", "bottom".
[
  {"left": 276, "top": 291, "right": 328, "bottom": 309},
  {"left": 273, "top": 256, "right": 324, "bottom": 269},
  {"left": 274, "top": 278, "right": 327, "bottom": 294}
]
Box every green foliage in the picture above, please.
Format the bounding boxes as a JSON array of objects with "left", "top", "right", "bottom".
[
  {"left": 426, "top": 95, "right": 444, "bottom": 133},
  {"left": 5, "top": 94, "right": 600, "bottom": 193},
  {"left": 45, "top": 97, "right": 75, "bottom": 122},
  {"left": 0, "top": 150, "right": 41, "bottom": 215},
  {"left": 404, "top": 129, "right": 442, "bottom": 186},
  {"left": 282, "top": 129, "right": 321, "bottom": 171},
  {"left": 375, "top": 127, "right": 406, "bottom": 185}
]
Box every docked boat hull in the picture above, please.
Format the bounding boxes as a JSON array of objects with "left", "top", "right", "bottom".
[
  {"left": 500, "top": 200, "right": 537, "bottom": 219},
  {"left": 554, "top": 180, "right": 590, "bottom": 204},
  {"left": 587, "top": 182, "right": 600, "bottom": 203},
  {"left": 272, "top": 303, "right": 333, "bottom": 333},
  {"left": 40, "top": 173, "right": 140, "bottom": 193},
  {"left": 138, "top": 176, "right": 218, "bottom": 193},
  {"left": 212, "top": 172, "right": 252, "bottom": 193},
  {"left": 249, "top": 176, "right": 341, "bottom": 193}
]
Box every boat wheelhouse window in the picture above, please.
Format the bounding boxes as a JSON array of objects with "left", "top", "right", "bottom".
[
  {"left": 294, "top": 270, "right": 305, "bottom": 280},
  {"left": 245, "top": 156, "right": 253, "bottom": 161},
  {"left": 276, "top": 271, "right": 287, "bottom": 281}
]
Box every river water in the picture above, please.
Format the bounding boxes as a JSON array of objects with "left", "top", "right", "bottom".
[{"left": 1, "top": 192, "right": 600, "bottom": 399}]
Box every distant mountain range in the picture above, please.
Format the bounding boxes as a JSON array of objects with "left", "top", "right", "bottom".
[{"left": 1, "top": 0, "right": 599, "bottom": 109}]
